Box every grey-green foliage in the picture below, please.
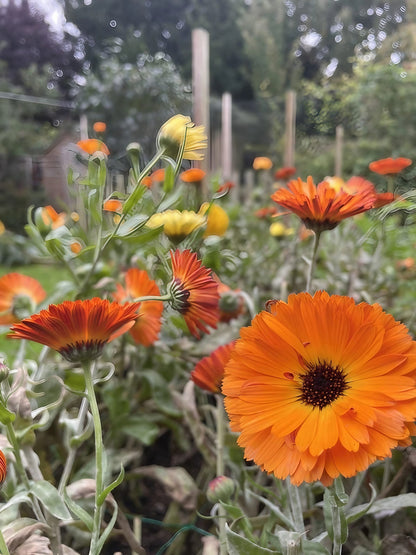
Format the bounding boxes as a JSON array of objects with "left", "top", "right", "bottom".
[{"left": 74, "top": 53, "right": 191, "bottom": 158}]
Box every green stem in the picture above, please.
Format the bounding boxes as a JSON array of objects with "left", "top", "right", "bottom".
[
  {"left": 5, "top": 422, "right": 45, "bottom": 522},
  {"left": 216, "top": 395, "right": 227, "bottom": 555},
  {"left": 329, "top": 477, "right": 348, "bottom": 555},
  {"left": 285, "top": 478, "right": 304, "bottom": 534},
  {"left": 83, "top": 361, "right": 105, "bottom": 555},
  {"left": 305, "top": 229, "right": 322, "bottom": 293},
  {"left": 58, "top": 397, "right": 90, "bottom": 495},
  {"left": 133, "top": 293, "right": 172, "bottom": 303}
]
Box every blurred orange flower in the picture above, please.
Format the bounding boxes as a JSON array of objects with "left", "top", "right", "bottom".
[
  {"left": 41, "top": 205, "right": 66, "bottom": 229},
  {"left": 169, "top": 249, "right": 220, "bottom": 338},
  {"left": 223, "top": 291, "right": 416, "bottom": 485},
  {"left": 93, "top": 121, "right": 106, "bottom": 133},
  {"left": 191, "top": 341, "right": 236, "bottom": 394},
  {"left": 113, "top": 269, "right": 163, "bottom": 347},
  {"left": 253, "top": 156, "right": 273, "bottom": 170},
  {"left": 369, "top": 157, "right": 412, "bottom": 175},
  {"left": 0, "top": 273, "right": 46, "bottom": 325},
  {"left": 255, "top": 206, "right": 277, "bottom": 219},
  {"left": 271, "top": 176, "right": 376, "bottom": 232},
  {"left": 0, "top": 450, "right": 6, "bottom": 484},
  {"left": 150, "top": 168, "right": 165, "bottom": 183},
  {"left": 103, "top": 199, "right": 123, "bottom": 213},
  {"left": 9, "top": 298, "right": 140, "bottom": 363},
  {"left": 70, "top": 241, "right": 82, "bottom": 254},
  {"left": 216, "top": 181, "right": 235, "bottom": 194},
  {"left": 180, "top": 168, "right": 206, "bottom": 183},
  {"left": 215, "top": 276, "right": 245, "bottom": 323},
  {"left": 274, "top": 166, "right": 296, "bottom": 180},
  {"left": 77, "top": 139, "right": 110, "bottom": 156}
]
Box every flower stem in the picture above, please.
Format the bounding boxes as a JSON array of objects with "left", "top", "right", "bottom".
[
  {"left": 216, "top": 395, "right": 227, "bottom": 555},
  {"left": 306, "top": 229, "right": 322, "bottom": 293},
  {"left": 285, "top": 478, "right": 304, "bottom": 533},
  {"left": 83, "top": 361, "right": 105, "bottom": 555}
]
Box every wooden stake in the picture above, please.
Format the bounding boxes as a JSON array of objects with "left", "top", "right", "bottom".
[
  {"left": 284, "top": 90, "right": 296, "bottom": 168},
  {"left": 335, "top": 125, "right": 344, "bottom": 177},
  {"left": 221, "top": 92, "right": 232, "bottom": 181}
]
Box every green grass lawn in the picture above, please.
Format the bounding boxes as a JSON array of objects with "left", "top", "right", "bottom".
[{"left": 0, "top": 264, "right": 71, "bottom": 364}]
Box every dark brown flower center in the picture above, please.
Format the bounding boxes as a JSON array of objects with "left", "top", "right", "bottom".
[{"left": 299, "top": 360, "right": 349, "bottom": 409}]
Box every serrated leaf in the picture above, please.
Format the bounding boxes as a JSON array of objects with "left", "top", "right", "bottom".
[
  {"left": 30, "top": 480, "right": 71, "bottom": 520},
  {"left": 225, "top": 524, "right": 279, "bottom": 554}
]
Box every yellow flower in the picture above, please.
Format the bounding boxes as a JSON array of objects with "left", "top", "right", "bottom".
[
  {"left": 146, "top": 209, "right": 206, "bottom": 243},
  {"left": 0, "top": 220, "right": 5, "bottom": 235},
  {"left": 199, "top": 203, "right": 229, "bottom": 237},
  {"left": 269, "top": 221, "right": 294, "bottom": 238},
  {"left": 157, "top": 115, "right": 207, "bottom": 161}
]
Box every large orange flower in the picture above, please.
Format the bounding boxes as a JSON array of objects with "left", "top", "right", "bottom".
[
  {"left": 271, "top": 176, "right": 377, "bottom": 232},
  {"left": 113, "top": 269, "right": 163, "bottom": 347},
  {"left": 0, "top": 273, "right": 46, "bottom": 325},
  {"left": 77, "top": 139, "right": 110, "bottom": 156},
  {"left": 9, "top": 298, "right": 139, "bottom": 363},
  {"left": 222, "top": 291, "right": 416, "bottom": 486},
  {"left": 191, "top": 341, "right": 236, "bottom": 394},
  {"left": 369, "top": 157, "right": 412, "bottom": 175},
  {"left": 169, "top": 250, "right": 220, "bottom": 338}
]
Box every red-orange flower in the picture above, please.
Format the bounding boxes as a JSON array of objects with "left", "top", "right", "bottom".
[
  {"left": 113, "top": 269, "right": 163, "bottom": 347},
  {"left": 327, "top": 176, "right": 396, "bottom": 209},
  {"left": 0, "top": 450, "right": 6, "bottom": 484},
  {"left": 180, "top": 168, "right": 206, "bottom": 183},
  {"left": 169, "top": 249, "right": 220, "bottom": 338},
  {"left": 271, "top": 176, "right": 376, "bottom": 232},
  {"left": 77, "top": 139, "right": 110, "bottom": 156},
  {"left": 216, "top": 181, "right": 235, "bottom": 194},
  {"left": 191, "top": 341, "right": 236, "bottom": 393},
  {"left": 9, "top": 298, "right": 140, "bottom": 363},
  {"left": 369, "top": 157, "right": 412, "bottom": 175},
  {"left": 222, "top": 291, "right": 416, "bottom": 486},
  {"left": 274, "top": 166, "right": 296, "bottom": 180},
  {"left": 93, "top": 121, "right": 106, "bottom": 133},
  {"left": 0, "top": 273, "right": 46, "bottom": 325},
  {"left": 255, "top": 206, "right": 277, "bottom": 219},
  {"left": 40, "top": 205, "right": 66, "bottom": 230}
]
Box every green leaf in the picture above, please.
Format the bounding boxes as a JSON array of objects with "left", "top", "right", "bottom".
[
  {"left": 225, "top": 524, "right": 279, "bottom": 554},
  {"left": 115, "top": 214, "right": 148, "bottom": 237},
  {"left": 348, "top": 492, "right": 416, "bottom": 522},
  {"left": 120, "top": 417, "right": 160, "bottom": 445},
  {"left": 96, "top": 500, "right": 118, "bottom": 553},
  {"left": 301, "top": 539, "right": 331, "bottom": 554},
  {"left": 0, "top": 403, "right": 15, "bottom": 425},
  {"left": 64, "top": 491, "right": 94, "bottom": 531},
  {"left": 30, "top": 480, "right": 71, "bottom": 520},
  {"left": 97, "top": 465, "right": 125, "bottom": 506}
]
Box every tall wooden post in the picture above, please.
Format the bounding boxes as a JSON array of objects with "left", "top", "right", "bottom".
[
  {"left": 335, "top": 125, "right": 344, "bottom": 177},
  {"left": 284, "top": 90, "right": 296, "bottom": 168},
  {"left": 192, "top": 28, "right": 210, "bottom": 195},
  {"left": 221, "top": 92, "right": 232, "bottom": 181}
]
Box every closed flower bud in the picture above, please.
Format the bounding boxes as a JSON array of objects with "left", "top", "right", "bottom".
[
  {"left": 0, "top": 362, "right": 9, "bottom": 383},
  {"left": 206, "top": 476, "right": 235, "bottom": 503}
]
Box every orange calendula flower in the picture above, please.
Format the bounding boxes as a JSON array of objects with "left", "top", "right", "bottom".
[
  {"left": 37, "top": 205, "right": 66, "bottom": 231},
  {"left": 103, "top": 199, "right": 123, "bottom": 213},
  {"left": 255, "top": 206, "right": 277, "bottom": 219},
  {"left": 253, "top": 156, "right": 273, "bottom": 170},
  {"left": 191, "top": 341, "right": 236, "bottom": 394},
  {"left": 169, "top": 249, "right": 220, "bottom": 338},
  {"left": 369, "top": 157, "right": 412, "bottom": 175},
  {"left": 77, "top": 139, "right": 110, "bottom": 156},
  {"left": 271, "top": 176, "right": 376, "bottom": 232},
  {"left": 9, "top": 298, "right": 140, "bottom": 363},
  {"left": 222, "top": 291, "right": 416, "bottom": 486},
  {"left": 0, "top": 273, "right": 46, "bottom": 325},
  {"left": 180, "top": 168, "right": 206, "bottom": 183},
  {"left": 157, "top": 115, "right": 207, "bottom": 161},
  {"left": 274, "top": 166, "right": 296, "bottom": 180},
  {"left": 326, "top": 176, "right": 396, "bottom": 209},
  {"left": 93, "top": 121, "right": 106, "bottom": 133},
  {"left": 113, "top": 269, "right": 163, "bottom": 347},
  {"left": 0, "top": 449, "right": 6, "bottom": 484},
  {"left": 216, "top": 181, "right": 235, "bottom": 194}
]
